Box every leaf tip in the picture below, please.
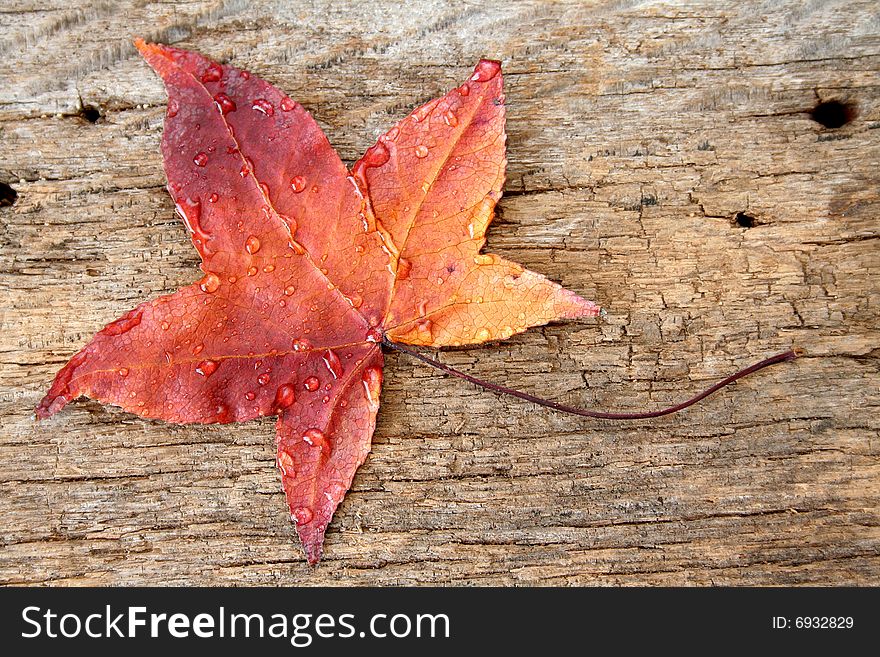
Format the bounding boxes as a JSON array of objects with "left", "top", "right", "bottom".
[
  {"left": 299, "top": 527, "right": 326, "bottom": 566},
  {"left": 470, "top": 58, "right": 503, "bottom": 83},
  {"left": 563, "top": 295, "right": 601, "bottom": 319},
  {"left": 133, "top": 37, "right": 158, "bottom": 58}
]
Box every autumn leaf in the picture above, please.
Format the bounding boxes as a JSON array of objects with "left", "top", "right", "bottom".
[{"left": 36, "top": 42, "right": 599, "bottom": 564}]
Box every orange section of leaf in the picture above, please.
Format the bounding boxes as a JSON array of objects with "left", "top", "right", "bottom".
[{"left": 353, "top": 59, "right": 598, "bottom": 347}]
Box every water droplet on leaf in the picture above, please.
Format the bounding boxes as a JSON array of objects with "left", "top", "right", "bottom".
[
  {"left": 290, "top": 175, "right": 306, "bottom": 193},
  {"left": 201, "top": 63, "right": 222, "bottom": 82},
  {"left": 292, "top": 506, "right": 313, "bottom": 524},
  {"left": 214, "top": 93, "right": 236, "bottom": 115},
  {"left": 199, "top": 272, "right": 221, "bottom": 293},
  {"left": 245, "top": 235, "right": 261, "bottom": 254},
  {"left": 274, "top": 384, "right": 296, "bottom": 408},
  {"left": 196, "top": 359, "right": 218, "bottom": 376},
  {"left": 471, "top": 59, "right": 501, "bottom": 82},
  {"left": 252, "top": 98, "right": 274, "bottom": 115},
  {"left": 362, "top": 367, "right": 382, "bottom": 411},
  {"left": 277, "top": 450, "right": 295, "bottom": 476},
  {"left": 302, "top": 428, "right": 325, "bottom": 447},
  {"left": 322, "top": 350, "right": 344, "bottom": 379}
]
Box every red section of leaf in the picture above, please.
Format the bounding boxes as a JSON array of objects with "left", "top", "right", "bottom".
[{"left": 37, "top": 42, "right": 598, "bottom": 563}]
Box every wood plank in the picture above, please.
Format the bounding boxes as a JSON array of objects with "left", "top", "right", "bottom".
[{"left": 1, "top": 0, "right": 878, "bottom": 585}]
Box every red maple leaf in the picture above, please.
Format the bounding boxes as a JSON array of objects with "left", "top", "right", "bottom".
[{"left": 37, "top": 42, "right": 599, "bottom": 564}]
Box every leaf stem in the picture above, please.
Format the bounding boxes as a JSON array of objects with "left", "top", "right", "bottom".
[{"left": 382, "top": 338, "right": 800, "bottom": 420}]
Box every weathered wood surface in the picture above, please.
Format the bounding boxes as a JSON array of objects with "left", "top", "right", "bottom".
[{"left": 1, "top": 0, "right": 878, "bottom": 586}]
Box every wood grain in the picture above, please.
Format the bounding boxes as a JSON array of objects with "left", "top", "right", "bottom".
[{"left": 1, "top": 0, "right": 878, "bottom": 585}]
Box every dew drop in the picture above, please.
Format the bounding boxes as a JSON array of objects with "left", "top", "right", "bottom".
[
  {"left": 284, "top": 285, "right": 296, "bottom": 296},
  {"left": 471, "top": 59, "right": 501, "bottom": 82},
  {"left": 252, "top": 98, "right": 274, "bottom": 115},
  {"left": 240, "top": 164, "right": 250, "bottom": 177},
  {"left": 280, "top": 97, "right": 296, "bottom": 112},
  {"left": 302, "top": 428, "right": 325, "bottom": 447},
  {"left": 215, "top": 403, "right": 231, "bottom": 422},
  {"left": 193, "top": 152, "right": 208, "bottom": 167},
  {"left": 361, "top": 140, "right": 390, "bottom": 168},
  {"left": 245, "top": 391, "right": 256, "bottom": 401},
  {"left": 118, "top": 367, "right": 129, "bottom": 377},
  {"left": 277, "top": 450, "right": 295, "bottom": 476},
  {"left": 196, "top": 359, "right": 218, "bottom": 377},
  {"left": 361, "top": 366, "right": 383, "bottom": 411},
  {"left": 303, "top": 376, "right": 320, "bottom": 391},
  {"left": 443, "top": 109, "right": 459, "bottom": 127},
  {"left": 160, "top": 320, "right": 170, "bottom": 331},
  {"left": 397, "top": 258, "right": 412, "bottom": 279},
  {"left": 208, "top": 192, "right": 219, "bottom": 203},
  {"left": 474, "top": 254, "right": 495, "bottom": 266},
  {"left": 292, "top": 338, "right": 311, "bottom": 352},
  {"left": 263, "top": 264, "right": 275, "bottom": 273},
  {"left": 415, "top": 144, "right": 429, "bottom": 158},
  {"left": 500, "top": 326, "right": 515, "bottom": 338},
  {"left": 201, "top": 63, "right": 222, "bottom": 82},
  {"left": 99, "top": 308, "right": 144, "bottom": 336},
  {"left": 214, "top": 93, "right": 237, "bottom": 115},
  {"left": 289, "top": 175, "right": 306, "bottom": 193},
  {"left": 245, "top": 235, "right": 261, "bottom": 254},
  {"left": 384, "top": 126, "right": 400, "bottom": 141},
  {"left": 292, "top": 506, "right": 313, "bottom": 524},
  {"left": 247, "top": 266, "right": 258, "bottom": 277},
  {"left": 366, "top": 328, "right": 383, "bottom": 343},
  {"left": 327, "top": 482, "right": 346, "bottom": 500},
  {"left": 199, "top": 272, "right": 221, "bottom": 293},
  {"left": 348, "top": 293, "right": 363, "bottom": 308},
  {"left": 227, "top": 276, "right": 237, "bottom": 284},
  {"left": 274, "top": 384, "right": 296, "bottom": 408},
  {"left": 322, "top": 350, "right": 344, "bottom": 379},
  {"left": 458, "top": 83, "right": 470, "bottom": 96},
  {"left": 167, "top": 99, "right": 180, "bottom": 117},
  {"left": 192, "top": 343, "right": 204, "bottom": 355},
  {"left": 257, "top": 373, "right": 271, "bottom": 386},
  {"left": 475, "top": 328, "right": 491, "bottom": 341}
]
